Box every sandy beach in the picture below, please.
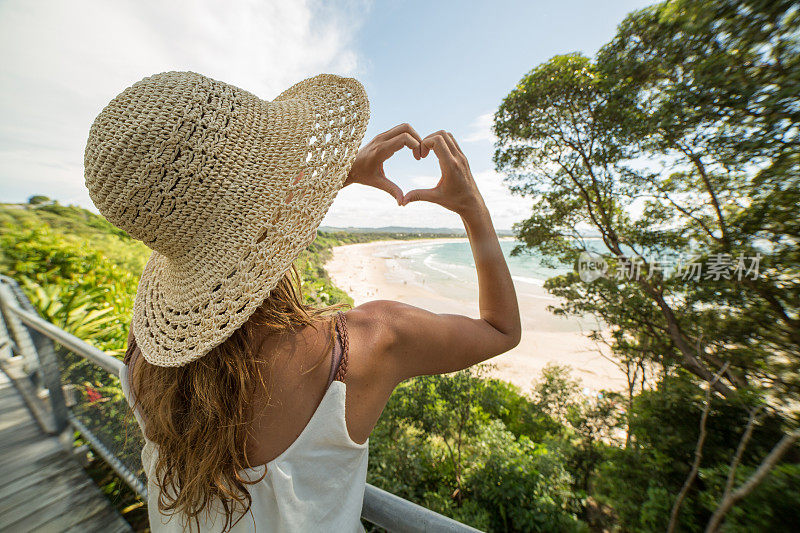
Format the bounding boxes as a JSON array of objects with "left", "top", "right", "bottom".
[{"left": 325, "top": 239, "right": 626, "bottom": 394}]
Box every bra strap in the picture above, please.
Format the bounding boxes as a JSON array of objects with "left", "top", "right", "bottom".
[
  {"left": 124, "top": 327, "right": 137, "bottom": 365},
  {"left": 333, "top": 311, "right": 349, "bottom": 382},
  {"left": 124, "top": 327, "right": 140, "bottom": 387}
]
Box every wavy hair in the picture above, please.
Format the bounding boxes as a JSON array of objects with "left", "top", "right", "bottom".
[{"left": 125, "top": 265, "right": 343, "bottom": 531}]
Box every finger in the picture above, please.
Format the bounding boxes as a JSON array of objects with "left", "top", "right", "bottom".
[
  {"left": 419, "top": 130, "right": 451, "bottom": 159},
  {"left": 444, "top": 131, "right": 466, "bottom": 159},
  {"left": 401, "top": 187, "right": 439, "bottom": 206},
  {"left": 441, "top": 131, "right": 459, "bottom": 156},
  {"left": 377, "top": 123, "right": 423, "bottom": 158},
  {"left": 421, "top": 132, "right": 455, "bottom": 166},
  {"left": 381, "top": 132, "right": 421, "bottom": 160},
  {"left": 373, "top": 175, "right": 405, "bottom": 205},
  {"left": 405, "top": 124, "right": 424, "bottom": 159}
]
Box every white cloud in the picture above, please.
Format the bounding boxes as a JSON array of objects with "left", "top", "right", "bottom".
[
  {"left": 462, "top": 112, "right": 497, "bottom": 143},
  {"left": 471, "top": 169, "right": 530, "bottom": 229},
  {"left": 0, "top": 0, "right": 364, "bottom": 208},
  {"left": 409, "top": 175, "right": 438, "bottom": 188},
  {"left": 0, "top": 0, "right": 532, "bottom": 233},
  {"left": 322, "top": 181, "right": 462, "bottom": 229}
]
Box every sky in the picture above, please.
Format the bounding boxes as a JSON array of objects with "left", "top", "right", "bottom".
[{"left": 0, "top": 0, "right": 654, "bottom": 231}]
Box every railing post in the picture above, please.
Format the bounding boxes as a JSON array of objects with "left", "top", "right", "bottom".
[
  {"left": 0, "top": 277, "right": 69, "bottom": 433},
  {"left": 0, "top": 282, "right": 41, "bottom": 381},
  {"left": 30, "top": 328, "right": 70, "bottom": 433},
  {"left": 0, "top": 301, "right": 13, "bottom": 363}
]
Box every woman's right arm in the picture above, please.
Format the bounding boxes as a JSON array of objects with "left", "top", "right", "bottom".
[{"left": 350, "top": 130, "right": 521, "bottom": 384}]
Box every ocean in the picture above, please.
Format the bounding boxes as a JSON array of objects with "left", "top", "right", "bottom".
[{"left": 372, "top": 239, "right": 572, "bottom": 301}]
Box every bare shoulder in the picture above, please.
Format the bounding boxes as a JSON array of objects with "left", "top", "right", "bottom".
[
  {"left": 342, "top": 300, "right": 400, "bottom": 360},
  {"left": 340, "top": 300, "right": 417, "bottom": 384},
  {"left": 342, "top": 300, "right": 439, "bottom": 383},
  {"left": 342, "top": 299, "right": 429, "bottom": 352},
  {"left": 336, "top": 301, "right": 411, "bottom": 442}
]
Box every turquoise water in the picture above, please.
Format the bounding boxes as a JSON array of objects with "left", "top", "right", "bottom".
[{"left": 374, "top": 239, "right": 573, "bottom": 290}]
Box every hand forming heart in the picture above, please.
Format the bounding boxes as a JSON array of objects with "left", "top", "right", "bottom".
[
  {"left": 346, "top": 124, "right": 485, "bottom": 217},
  {"left": 344, "top": 123, "right": 423, "bottom": 205}
]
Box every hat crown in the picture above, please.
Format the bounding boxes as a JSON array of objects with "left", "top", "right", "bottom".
[{"left": 84, "top": 71, "right": 238, "bottom": 257}]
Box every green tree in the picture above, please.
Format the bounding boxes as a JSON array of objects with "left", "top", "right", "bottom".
[
  {"left": 398, "top": 369, "right": 491, "bottom": 504},
  {"left": 468, "top": 420, "right": 584, "bottom": 532},
  {"left": 494, "top": 0, "right": 800, "bottom": 529},
  {"left": 594, "top": 374, "right": 790, "bottom": 531},
  {"left": 531, "top": 365, "right": 623, "bottom": 521},
  {"left": 27, "top": 194, "right": 51, "bottom": 205},
  {"left": 369, "top": 369, "right": 585, "bottom": 531},
  {"left": 494, "top": 0, "right": 798, "bottom": 416}
]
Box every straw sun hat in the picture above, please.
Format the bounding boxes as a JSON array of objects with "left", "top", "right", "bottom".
[{"left": 84, "top": 71, "right": 369, "bottom": 367}]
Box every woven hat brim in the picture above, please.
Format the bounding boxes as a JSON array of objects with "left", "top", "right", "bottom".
[{"left": 132, "top": 74, "right": 369, "bottom": 367}]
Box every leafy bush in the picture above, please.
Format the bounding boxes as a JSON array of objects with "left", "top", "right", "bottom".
[
  {"left": 593, "top": 374, "right": 793, "bottom": 531},
  {"left": 368, "top": 369, "right": 586, "bottom": 530},
  {"left": 468, "top": 420, "right": 585, "bottom": 532}
]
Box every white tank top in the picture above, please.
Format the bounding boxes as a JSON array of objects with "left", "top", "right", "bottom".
[{"left": 119, "top": 312, "right": 369, "bottom": 532}]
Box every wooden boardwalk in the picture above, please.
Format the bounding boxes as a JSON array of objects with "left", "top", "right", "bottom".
[{"left": 0, "top": 370, "right": 131, "bottom": 532}]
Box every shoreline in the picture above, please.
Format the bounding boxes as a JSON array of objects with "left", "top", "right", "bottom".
[{"left": 325, "top": 238, "right": 626, "bottom": 394}]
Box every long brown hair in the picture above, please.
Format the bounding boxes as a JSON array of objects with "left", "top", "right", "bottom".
[{"left": 125, "top": 264, "right": 343, "bottom": 530}]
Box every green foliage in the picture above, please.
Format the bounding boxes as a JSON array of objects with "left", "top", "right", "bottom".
[
  {"left": 27, "top": 195, "right": 51, "bottom": 205},
  {"left": 25, "top": 282, "right": 126, "bottom": 348},
  {"left": 468, "top": 421, "right": 586, "bottom": 532},
  {"left": 1, "top": 202, "right": 151, "bottom": 273},
  {"left": 528, "top": 365, "right": 625, "bottom": 524},
  {"left": 494, "top": 0, "right": 800, "bottom": 402},
  {"left": 368, "top": 369, "right": 588, "bottom": 531},
  {"left": 494, "top": 2, "right": 800, "bottom": 530},
  {"left": 1, "top": 223, "right": 138, "bottom": 355},
  {"left": 699, "top": 462, "right": 800, "bottom": 531},
  {"left": 593, "top": 374, "right": 793, "bottom": 531},
  {"left": 372, "top": 369, "right": 491, "bottom": 504},
  {"left": 479, "top": 378, "right": 561, "bottom": 440}
]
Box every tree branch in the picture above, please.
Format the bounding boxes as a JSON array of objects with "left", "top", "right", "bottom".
[
  {"left": 705, "top": 428, "right": 800, "bottom": 532},
  {"left": 667, "top": 363, "right": 729, "bottom": 533},
  {"left": 723, "top": 407, "right": 761, "bottom": 498},
  {"left": 678, "top": 144, "right": 730, "bottom": 246}
]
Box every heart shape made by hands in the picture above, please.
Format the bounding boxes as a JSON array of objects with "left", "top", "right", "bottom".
[{"left": 347, "top": 125, "right": 470, "bottom": 213}]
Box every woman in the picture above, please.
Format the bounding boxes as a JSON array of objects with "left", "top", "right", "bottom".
[{"left": 84, "top": 71, "right": 520, "bottom": 532}]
